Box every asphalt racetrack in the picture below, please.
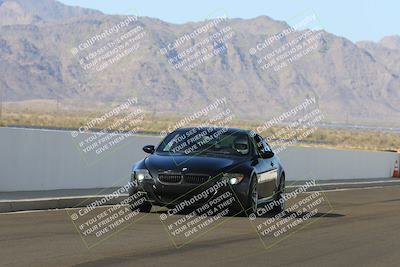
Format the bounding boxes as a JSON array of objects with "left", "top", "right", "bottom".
[{"left": 0, "top": 185, "right": 399, "bottom": 267}]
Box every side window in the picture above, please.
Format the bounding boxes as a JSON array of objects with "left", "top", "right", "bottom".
[
  {"left": 255, "top": 135, "right": 273, "bottom": 153},
  {"left": 254, "top": 135, "right": 265, "bottom": 155},
  {"left": 250, "top": 138, "right": 260, "bottom": 157},
  {"left": 263, "top": 139, "right": 272, "bottom": 152}
]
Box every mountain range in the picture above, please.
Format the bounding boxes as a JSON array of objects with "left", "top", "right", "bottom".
[{"left": 0, "top": 0, "right": 399, "bottom": 125}]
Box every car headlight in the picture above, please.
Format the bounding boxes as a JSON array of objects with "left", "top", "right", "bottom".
[
  {"left": 223, "top": 173, "right": 245, "bottom": 185},
  {"left": 131, "top": 169, "right": 152, "bottom": 182}
]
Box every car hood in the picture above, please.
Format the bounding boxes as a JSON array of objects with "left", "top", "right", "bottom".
[{"left": 145, "top": 153, "right": 248, "bottom": 177}]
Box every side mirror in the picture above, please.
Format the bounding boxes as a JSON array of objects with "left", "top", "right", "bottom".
[
  {"left": 143, "top": 145, "right": 155, "bottom": 154},
  {"left": 261, "top": 151, "right": 274, "bottom": 159}
]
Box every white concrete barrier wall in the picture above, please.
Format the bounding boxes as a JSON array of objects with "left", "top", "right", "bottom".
[
  {"left": 280, "top": 146, "right": 398, "bottom": 181},
  {"left": 0, "top": 127, "right": 398, "bottom": 192}
]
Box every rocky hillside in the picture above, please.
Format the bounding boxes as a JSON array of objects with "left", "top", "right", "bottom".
[{"left": 0, "top": 0, "right": 399, "bottom": 125}]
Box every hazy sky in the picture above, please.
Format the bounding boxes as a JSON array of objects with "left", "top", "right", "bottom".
[{"left": 59, "top": 0, "right": 399, "bottom": 42}]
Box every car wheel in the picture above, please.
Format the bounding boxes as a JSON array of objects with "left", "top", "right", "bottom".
[
  {"left": 247, "top": 175, "right": 258, "bottom": 215},
  {"left": 271, "top": 174, "right": 285, "bottom": 214},
  {"left": 230, "top": 175, "right": 258, "bottom": 217},
  {"left": 129, "top": 198, "right": 152, "bottom": 213}
]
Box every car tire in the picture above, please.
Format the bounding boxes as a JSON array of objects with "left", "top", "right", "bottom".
[
  {"left": 230, "top": 175, "right": 258, "bottom": 217},
  {"left": 246, "top": 175, "right": 258, "bottom": 215},
  {"left": 129, "top": 198, "right": 152, "bottom": 213},
  {"left": 271, "top": 174, "right": 285, "bottom": 214}
]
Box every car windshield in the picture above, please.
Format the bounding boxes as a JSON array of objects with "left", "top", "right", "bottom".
[{"left": 157, "top": 128, "right": 251, "bottom": 157}]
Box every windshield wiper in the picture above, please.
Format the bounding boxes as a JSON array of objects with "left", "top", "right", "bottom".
[{"left": 197, "top": 150, "right": 232, "bottom": 155}]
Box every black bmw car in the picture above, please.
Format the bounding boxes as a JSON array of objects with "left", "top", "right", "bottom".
[{"left": 129, "top": 127, "right": 285, "bottom": 216}]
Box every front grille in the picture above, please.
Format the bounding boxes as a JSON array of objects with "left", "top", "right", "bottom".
[
  {"left": 183, "top": 174, "right": 210, "bottom": 184},
  {"left": 157, "top": 173, "right": 211, "bottom": 184},
  {"left": 158, "top": 173, "right": 182, "bottom": 183}
]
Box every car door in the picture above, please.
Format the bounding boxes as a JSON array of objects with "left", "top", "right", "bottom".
[
  {"left": 253, "top": 135, "right": 278, "bottom": 199},
  {"left": 262, "top": 138, "right": 279, "bottom": 195}
]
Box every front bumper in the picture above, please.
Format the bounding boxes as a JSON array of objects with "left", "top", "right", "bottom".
[{"left": 129, "top": 175, "right": 250, "bottom": 209}]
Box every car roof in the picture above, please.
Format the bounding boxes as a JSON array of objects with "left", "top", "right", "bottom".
[{"left": 175, "top": 126, "right": 252, "bottom": 135}]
